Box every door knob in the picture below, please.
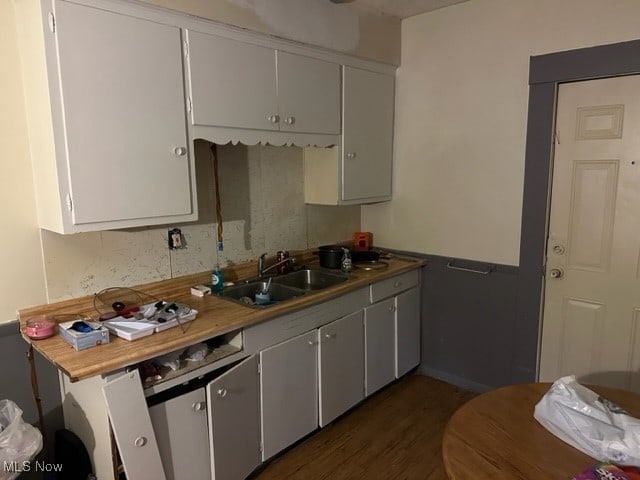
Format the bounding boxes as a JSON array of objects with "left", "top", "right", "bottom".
[{"left": 549, "top": 268, "right": 564, "bottom": 279}]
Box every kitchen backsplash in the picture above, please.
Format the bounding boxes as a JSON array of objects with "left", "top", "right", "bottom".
[{"left": 41, "top": 141, "right": 360, "bottom": 301}]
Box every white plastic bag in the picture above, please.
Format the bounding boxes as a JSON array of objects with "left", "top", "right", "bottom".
[
  {"left": 534, "top": 375, "right": 640, "bottom": 466},
  {"left": 0, "top": 400, "right": 43, "bottom": 480}
]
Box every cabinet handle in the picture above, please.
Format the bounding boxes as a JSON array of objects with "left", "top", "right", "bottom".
[
  {"left": 308, "top": 340, "right": 318, "bottom": 346},
  {"left": 267, "top": 114, "right": 280, "bottom": 124},
  {"left": 388, "top": 306, "right": 396, "bottom": 312},
  {"left": 134, "top": 436, "right": 147, "bottom": 447},
  {"left": 284, "top": 116, "right": 295, "bottom": 125},
  {"left": 173, "top": 146, "right": 187, "bottom": 156},
  {"left": 345, "top": 152, "right": 357, "bottom": 159},
  {"left": 192, "top": 402, "right": 206, "bottom": 411},
  {"left": 393, "top": 281, "right": 402, "bottom": 288},
  {"left": 324, "top": 333, "right": 336, "bottom": 339},
  {"left": 217, "top": 388, "right": 227, "bottom": 398}
]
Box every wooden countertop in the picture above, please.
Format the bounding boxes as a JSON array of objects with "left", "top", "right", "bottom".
[{"left": 18, "top": 254, "right": 424, "bottom": 382}]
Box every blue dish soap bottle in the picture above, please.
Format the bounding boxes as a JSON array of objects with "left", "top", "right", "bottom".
[{"left": 211, "top": 264, "right": 224, "bottom": 294}]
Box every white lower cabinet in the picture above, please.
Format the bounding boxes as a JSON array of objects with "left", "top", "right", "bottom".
[
  {"left": 364, "top": 298, "right": 396, "bottom": 396},
  {"left": 149, "top": 388, "right": 211, "bottom": 480},
  {"left": 259, "top": 330, "right": 318, "bottom": 460},
  {"left": 318, "top": 311, "right": 364, "bottom": 427},
  {"left": 396, "top": 287, "right": 421, "bottom": 378},
  {"left": 207, "top": 356, "right": 261, "bottom": 480}
]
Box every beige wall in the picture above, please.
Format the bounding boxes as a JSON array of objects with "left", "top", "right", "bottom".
[
  {"left": 362, "top": 0, "right": 640, "bottom": 266},
  {"left": 1, "top": 2, "right": 47, "bottom": 323},
  {"left": 143, "top": 0, "right": 401, "bottom": 65}
]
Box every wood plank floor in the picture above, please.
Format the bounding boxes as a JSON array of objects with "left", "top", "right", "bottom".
[{"left": 252, "top": 374, "right": 476, "bottom": 480}]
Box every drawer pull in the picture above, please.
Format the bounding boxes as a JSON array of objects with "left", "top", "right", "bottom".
[
  {"left": 217, "top": 388, "right": 227, "bottom": 398},
  {"left": 393, "top": 281, "right": 402, "bottom": 288}
]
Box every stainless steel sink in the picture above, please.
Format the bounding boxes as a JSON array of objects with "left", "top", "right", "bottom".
[
  {"left": 272, "top": 268, "right": 349, "bottom": 291},
  {"left": 219, "top": 281, "right": 306, "bottom": 308}
]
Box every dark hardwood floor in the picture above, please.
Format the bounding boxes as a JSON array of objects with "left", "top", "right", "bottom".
[{"left": 253, "top": 374, "right": 476, "bottom": 480}]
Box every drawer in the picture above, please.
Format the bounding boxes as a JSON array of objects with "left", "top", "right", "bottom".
[{"left": 370, "top": 269, "right": 419, "bottom": 303}]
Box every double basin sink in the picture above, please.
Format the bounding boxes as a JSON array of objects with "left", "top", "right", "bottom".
[{"left": 220, "top": 269, "right": 349, "bottom": 308}]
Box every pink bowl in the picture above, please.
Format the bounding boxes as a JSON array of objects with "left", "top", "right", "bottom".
[{"left": 24, "top": 317, "right": 56, "bottom": 340}]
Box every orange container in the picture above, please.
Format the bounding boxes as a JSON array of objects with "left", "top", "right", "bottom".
[{"left": 353, "top": 232, "right": 372, "bottom": 251}]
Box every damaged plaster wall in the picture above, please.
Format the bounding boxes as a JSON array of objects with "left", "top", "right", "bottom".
[
  {"left": 142, "top": 0, "right": 400, "bottom": 65},
  {"left": 41, "top": 142, "right": 360, "bottom": 301}
]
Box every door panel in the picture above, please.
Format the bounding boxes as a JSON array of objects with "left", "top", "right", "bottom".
[
  {"left": 187, "top": 31, "right": 278, "bottom": 131},
  {"left": 364, "top": 298, "right": 395, "bottom": 396},
  {"left": 396, "top": 287, "right": 421, "bottom": 378},
  {"left": 149, "top": 388, "right": 210, "bottom": 480},
  {"left": 540, "top": 75, "right": 640, "bottom": 389},
  {"left": 207, "top": 355, "right": 261, "bottom": 480},
  {"left": 55, "top": 1, "right": 192, "bottom": 224},
  {"left": 260, "top": 330, "right": 318, "bottom": 460},
  {"left": 318, "top": 311, "right": 364, "bottom": 427},
  {"left": 103, "top": 370, "right": 166, "bottom": 480}
]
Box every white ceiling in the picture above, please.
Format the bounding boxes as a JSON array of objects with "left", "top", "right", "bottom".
[{"left": 353, "top": 0, "right": 469, "bottom": 19}]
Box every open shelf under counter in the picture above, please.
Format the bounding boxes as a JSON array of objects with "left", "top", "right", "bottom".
[{"left": 142, "top": 329, "right": 245, "bottom": 396}]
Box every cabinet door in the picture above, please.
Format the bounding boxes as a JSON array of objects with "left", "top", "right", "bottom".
[
  {"left": 260, "top": 330, "right": 318, "bottom": 460},
  {"left": 186, "top": 31, "right": 279, "bottom": 131},
  {"left": 318, "top": 310, "right": 364, "bottom": 427},
  {"left": 396, "top": 287, "right": 421, "bottom": 378},
  {"left": 342, "top": 66, "right": 394, "bottom": 201},
  {"left": 55, "top": 1, "right": 193, "bottom": 226},
  {"left": 364, "top": 298, "right": 396, "bottom": 396},
  {"left": 207, "top": 356, "right": 261, "bottom": 480},
  {"left": 277, "top": 51, "right": 341, "bottom": 135},
  {"left": 103, "top": 370, "right": 166, "bottom": 480},
  {"left": 149, "top": 388, "right": 210, "bottom": 480}
]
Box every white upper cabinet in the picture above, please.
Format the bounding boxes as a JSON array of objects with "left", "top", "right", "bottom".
[
  {"left": 186, "top": 31, "right": 340, "bottom": 138},
  {"left": 276, "top": 51, "right": 341, "bottom": 135},
  {"left": 16, "top": 0, "right": 197, "bottom": 233},
  {"left": 304, "top": 66, "right": 395, "bottom": 205},
  {"left": 342, "top": 66, "right": 394, "bottom": 201},
  {"left": 187, "top": 32, "right": 279, "bottom": 131}
]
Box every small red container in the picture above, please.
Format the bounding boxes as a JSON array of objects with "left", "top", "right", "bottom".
[{"left": 353, "top": 232, "right": 373, "bottom": 252}]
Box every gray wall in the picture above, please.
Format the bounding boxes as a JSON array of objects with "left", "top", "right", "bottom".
[
  {"left": 0, "top": 323, "right": 63, "bottom": 459},
  {"left": 417, "top": 255, "right": 521, "bottom": 392}
]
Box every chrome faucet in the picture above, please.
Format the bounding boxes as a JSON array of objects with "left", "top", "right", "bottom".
[{"left": 257, "top": 252, "right": 295, "bottom": 278}]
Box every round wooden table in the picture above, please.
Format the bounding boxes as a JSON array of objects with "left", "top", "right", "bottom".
[{"left": 442, "top": 383, "right": 640, "bottom": 479}]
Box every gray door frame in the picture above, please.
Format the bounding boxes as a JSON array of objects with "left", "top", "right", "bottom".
[{"left": 514, "top": 39, "right": 640, "bottom": 383}]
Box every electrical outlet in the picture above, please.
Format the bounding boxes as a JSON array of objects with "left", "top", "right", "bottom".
[{"left": 168, "top": 228, "right": 183, "bottom": 250}]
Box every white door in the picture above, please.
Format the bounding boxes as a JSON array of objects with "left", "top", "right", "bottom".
[
  {"left": 55, "top": 0, "right": 192, "bottom": 225},
  {"left": 276, "top": 51, "right": 341, "bottom": 135},
  {"left": 149, "top": 388, "right": 210, "bottom": 480},
  {"left": 207, "top": 355, "right": 261, "bottom": 480},
  {"left": 260, "top": 330, "right": 318, "bottom": 460},
  {"left": 364, "top": 298, "right": 396, "bottom": 396},
  {"left": 342, "top": 66, "right": 394, "bottom": 201},
  {"left": 396, "top": 287, "right": 421, "bottom": 378},
  {"left": 318, "top": 311, "right": 364, "bottom": 427},
  {"left": 540, "top": 75, "right": 640, "bottom": 390},
  {"left": 186, "top": 31, "right": 279, "bottom": 131}
]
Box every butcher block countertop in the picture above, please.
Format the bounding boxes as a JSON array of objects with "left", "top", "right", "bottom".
[{"left": 18, "top": 252, "right": 424, "bottom": 382}]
